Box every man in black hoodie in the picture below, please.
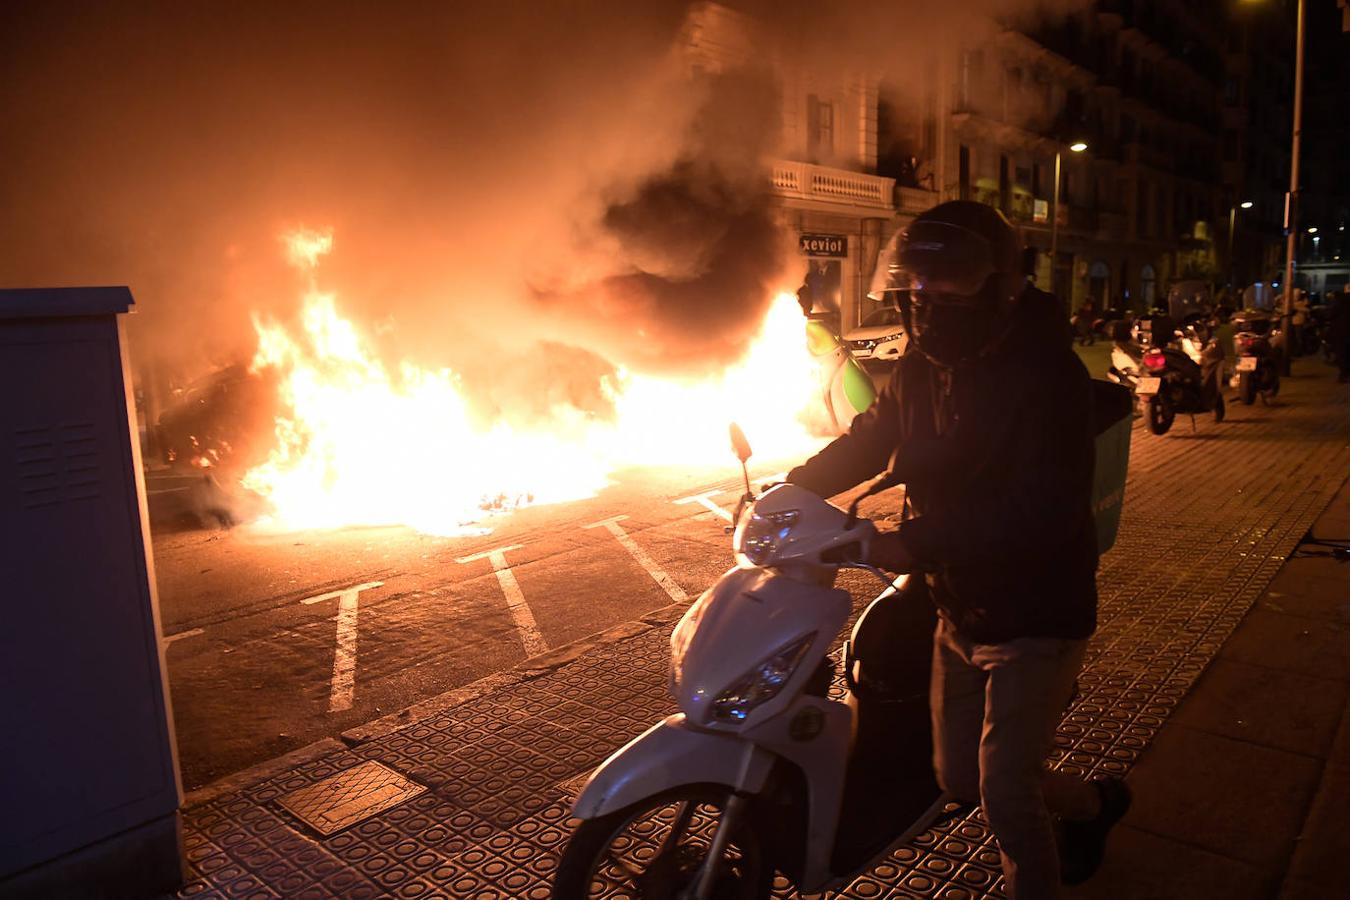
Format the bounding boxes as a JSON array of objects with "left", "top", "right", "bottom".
[{"left": 787, "top": 202, "right": 1129, "bottom": 898}]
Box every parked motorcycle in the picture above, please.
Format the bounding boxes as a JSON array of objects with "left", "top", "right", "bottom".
[
  {"left": 1106, "top": 319, "right": 1145, "bottom": 395},
  {"left": 1135, "top": 321, "right": 1226, "bottom": 435},
  {"left": 552, "top": 429, "right": 944, "bottom": 898},
  {"left": 1230, "top": 310, "right": 1281, "bottom": 405}
]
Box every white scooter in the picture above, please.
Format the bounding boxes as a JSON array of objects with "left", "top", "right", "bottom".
[{"left": 552, "top": 427, "right": 945, "bottom": 899}]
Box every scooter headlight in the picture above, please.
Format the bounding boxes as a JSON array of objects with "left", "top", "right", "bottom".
[
  {"left": 734, "top": 509, "right": 800, "bottom": 567},
  {"left": 710, "top": 634, "right": 815, "bottom": 723}
]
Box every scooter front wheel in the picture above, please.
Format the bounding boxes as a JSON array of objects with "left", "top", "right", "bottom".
[{"left": 552, "top": 784, "right": 772, "bottom": 900}]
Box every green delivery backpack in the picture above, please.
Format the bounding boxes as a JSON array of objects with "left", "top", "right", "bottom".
[
  {"left": 804, "top": 318, "right": 877, "bottom": 434},
  {"left": 1090, "top": 380, "right": 1133, "bottom": 554}
]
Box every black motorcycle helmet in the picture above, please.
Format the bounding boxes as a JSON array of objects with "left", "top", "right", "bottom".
[{"left": 869, "top": 201, "right": 1026, "bottom": 367}]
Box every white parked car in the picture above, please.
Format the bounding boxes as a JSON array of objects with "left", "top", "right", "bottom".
[{"left": 842, "top": 306, "right": 907, "bottom": 365}]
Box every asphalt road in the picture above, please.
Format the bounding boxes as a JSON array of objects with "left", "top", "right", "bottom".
[{"left": 153, "top": 453, "right": 833, "bottom": 791}]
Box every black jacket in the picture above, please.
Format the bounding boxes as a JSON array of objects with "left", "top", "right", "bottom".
[{"left": 787, "top": 288, "right": 1098, "bottom": 644}]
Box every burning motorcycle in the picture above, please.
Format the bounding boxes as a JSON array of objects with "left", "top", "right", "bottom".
[
  {"left": 1135, "top": 330, "right": 1226, "bottom": 435},
  {"left": 1230, "top": 309, "right": 1282, "bottom": 405}
]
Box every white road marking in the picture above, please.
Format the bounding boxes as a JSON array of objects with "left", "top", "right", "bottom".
[
  {"left": 585, "top": 515, "right": 688, "bottom": 603},
  {"left": 674, "top": 490, "right": 732, "bottom": 522},
  {"left": 456, "top": 545, "right": 548, "bottom": 657},
  {"left": 301, "top": 581, "right": 384, "bottom": 713},
  {"left": 163, "top": 627, "right": 204, "bottom": 646},
  {"left": 758, "top": 472, "right": 788, "bottom": 487}
]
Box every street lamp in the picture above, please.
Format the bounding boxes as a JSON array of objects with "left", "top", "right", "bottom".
[
  {"left": 1050, "top": 140, "right": 1087, "bottom": 306},
  {"left": 1228, "top": 200, "right": 1254, "bottom": 288}
]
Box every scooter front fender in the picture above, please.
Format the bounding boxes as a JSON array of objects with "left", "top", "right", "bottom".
[{"left": 571, "top": 714, "right": 774, "bottom": 819}]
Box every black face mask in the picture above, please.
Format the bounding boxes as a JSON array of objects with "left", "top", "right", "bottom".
[{"left": 905, "top": 291, "right": 1003, "bottom": 368}]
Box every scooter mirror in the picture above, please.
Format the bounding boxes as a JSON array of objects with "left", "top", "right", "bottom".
[{"left": 729, "top": 422, "right": 753, "bottom": 464}]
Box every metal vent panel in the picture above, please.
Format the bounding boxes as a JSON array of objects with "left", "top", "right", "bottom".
[
  {"left": 275, "top": 760, "right": 426, "bottom": 837},
  {"left": 14, "top": 422, "right": 100, "bottom": 509}
]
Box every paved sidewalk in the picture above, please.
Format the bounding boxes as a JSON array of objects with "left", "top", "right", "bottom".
[
  {"left": 1064, "top": 474, "right": 1350, "bottom": 900},
  {"left": 168, "top": 367, "right": 1348, "bottom": 900}
]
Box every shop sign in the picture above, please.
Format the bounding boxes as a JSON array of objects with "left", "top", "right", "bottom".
[
  {"left": 1033, "top": 199, "right": 1049, "bottom": 224},
  {"left": 799, "top": 233, "right": 847, "bottom": 257}
]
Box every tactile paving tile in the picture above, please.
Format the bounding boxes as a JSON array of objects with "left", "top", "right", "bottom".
[{"left": 276, "top": 760, "right": 428, "bottom": 837}]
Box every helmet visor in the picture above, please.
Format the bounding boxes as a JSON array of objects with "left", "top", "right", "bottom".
[{"left": 868, "top": 220, "right": 999, "bottom": 300}]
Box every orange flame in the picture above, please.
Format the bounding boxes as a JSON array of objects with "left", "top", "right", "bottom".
[{"left": 242, "top": 229, "right": 830, "bottom": 535}]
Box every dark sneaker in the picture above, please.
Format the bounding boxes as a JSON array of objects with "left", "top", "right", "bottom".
[{"left": 1060, "top": 778, "right": 1132, "bottom": 886}]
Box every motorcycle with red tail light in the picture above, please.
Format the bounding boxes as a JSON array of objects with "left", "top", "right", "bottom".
[
  {"left": 1135, "top": 334, "right": 1226, "bottom": 435},
  {"left": 1230, "top": 310, "right": 1282, "bottom": 405}
]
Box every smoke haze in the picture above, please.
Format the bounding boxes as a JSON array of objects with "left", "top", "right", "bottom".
[{"left": 0, "top": 0, "right": 1085, "bottom": 402}]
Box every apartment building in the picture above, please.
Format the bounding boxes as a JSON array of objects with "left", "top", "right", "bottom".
[
  {"left": 686, "top": 0, "right": 1280, "bottom": 333},
  {"left": 920, "top": 0, "right": 1235, "bottom": 313}
]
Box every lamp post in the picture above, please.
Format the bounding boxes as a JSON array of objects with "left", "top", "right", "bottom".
[
  {"left": 1279, "top": 0, "right": 1301, "bottom": 369},
  {"left": 1228, "top": 200, "right": 1254, "bottom": 288},
  {"left": 1050, "top": 140, "right": 1087, "bottom": 308}
]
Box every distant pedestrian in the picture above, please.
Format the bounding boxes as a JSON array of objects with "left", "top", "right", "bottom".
[
  {"left": 1073, "top": 299, "right": 1097, "bottom": 346},
  {"left": 1292, "top": 290, "right": 1311, "bottom": 356},
  {"left": 1331, "top": 285, "right": 1350, "bottom": 383}
]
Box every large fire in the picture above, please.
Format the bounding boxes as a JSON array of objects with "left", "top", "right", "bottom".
[{"left": 241, "top": 230, "right": 834, "bottom": 535}]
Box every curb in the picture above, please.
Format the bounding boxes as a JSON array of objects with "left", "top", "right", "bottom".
[{"left": 183, "top": 600, "right": 690, "bottom": 809}]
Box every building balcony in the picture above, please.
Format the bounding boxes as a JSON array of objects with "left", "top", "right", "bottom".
[{"left": 770, "top": 161, "right": 897, "bottom": 212}]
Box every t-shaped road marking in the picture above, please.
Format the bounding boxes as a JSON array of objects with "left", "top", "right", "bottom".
[
  {"left": 456, "top": 545, "right": 548, "bottom": 658},
  {"left": 674, "top": 490, "right": 732, "bottom": 522},
  {"left": 585, "top": 515, "right": 688, "bottom": 603},
  {"left": 302, "top": 581, "right": 385, "bottom": 712}
]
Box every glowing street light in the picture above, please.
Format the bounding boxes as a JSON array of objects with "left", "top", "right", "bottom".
[
  {"left": 1050, "top": 140, "right": 1088, "bottom": 305},
  {"left": 1229, "top": 200, "right": 1255, "bottom": 287}
]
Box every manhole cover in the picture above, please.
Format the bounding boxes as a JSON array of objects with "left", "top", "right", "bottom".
[{"left": 276, "top": 760, "right": 427, "bottom": 836}]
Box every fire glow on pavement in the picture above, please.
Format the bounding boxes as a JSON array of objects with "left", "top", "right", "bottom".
[{"left": 240, "top": 230, "right": 830, "bottom": 536}]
